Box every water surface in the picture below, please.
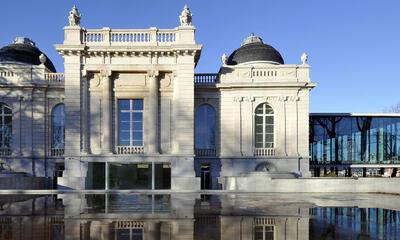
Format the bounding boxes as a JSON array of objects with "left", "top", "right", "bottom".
[{"left": 0, "top": 193, "right": 399, "bottom": 239}]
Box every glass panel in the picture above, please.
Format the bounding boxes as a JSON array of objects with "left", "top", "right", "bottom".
[
  {"left": 133, "top": 131, "right": 143, "bottom": 141},
  {"left": 51, "top": 104, "right": 65, "bottom": 149},
  {"left": 116, "top": 229, "right": 131, "bottom": 240},
  {"left": 118, "top": 100, "right": 130, "bottom": 110},
  {"left": 85, "top": 162, "right": 105, "bottom": 189},
  {"left": 195, "top": 104, "right": 216, "bottom": 149},
  {"left": 132, "top": 112, "right": 143, "bottom": 121},
  {"left": 132, "top": 99, "right": 143, "bottom": 110},
  {"left": 109, "top": 163, "right": 151, "bottom": 189},
  {"left": 119, "top": 131, "right": 130, "bottom": 141},
  {"left": 119, "top": 112, "right": 130, "bottom": 122},
  {"left": 254, "top": 226, "right": 264, "bottom": 240},
  {"left": 154, "top": 163, "right": 171, "bottom": 189}
]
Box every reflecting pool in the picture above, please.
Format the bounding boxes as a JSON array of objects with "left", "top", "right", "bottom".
[{"left": 0, "top": 193, "right": 399, "bottom": 239}]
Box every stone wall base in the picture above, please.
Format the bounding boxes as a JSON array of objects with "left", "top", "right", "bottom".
[{"left": 220, "top": 176, "right": 400, "bottom": 194}]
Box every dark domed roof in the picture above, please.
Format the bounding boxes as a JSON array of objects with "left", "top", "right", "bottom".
[
  {"left": 227, "top": 34, "right": 284, "bottom": 65},
  {"left": 0, "top": 37, "right": 56, "bottom": 72}
]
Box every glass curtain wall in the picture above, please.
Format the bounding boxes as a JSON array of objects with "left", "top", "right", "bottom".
[
  {"left": 310, "top": 116, "right": 400, "bottom": 164},
  {"left": 86, "top": 162, "right": 171, "bottom": 190}
]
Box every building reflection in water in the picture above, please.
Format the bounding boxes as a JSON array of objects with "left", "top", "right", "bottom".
[{"left": 0, "top": 194, "right": 399, "bottom": 239}]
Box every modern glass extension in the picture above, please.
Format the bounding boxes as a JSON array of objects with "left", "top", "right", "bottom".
[
  {"left": 310, "top": 114, "right": 400, "bottom": 164},
  {"left": 310, "top": 114, "right": 400, "bottom": 177}
]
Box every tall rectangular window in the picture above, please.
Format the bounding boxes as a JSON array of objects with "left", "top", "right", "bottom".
[{"left": 118, "top": 99, "right": 143, "bottom": 146}]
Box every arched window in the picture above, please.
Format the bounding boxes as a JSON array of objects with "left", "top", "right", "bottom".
[
  {"left": 0, "top": 103, "right": 12, "bottom": 152},
  {"left": 195, "top": 104, "right": 216, "bottom": 151},
  {"left": 51, "top": 104, "right": 65, "bottom": 152},
  {"left": 255, "top": 103, "right": 274, "bottom": 148}
]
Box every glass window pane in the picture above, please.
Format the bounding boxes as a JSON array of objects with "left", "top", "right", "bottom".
[
  {"left": 133, "top": 131, "right": 143, "bottom": 141},
  {"left": 132, "top": 112, "right": 143, "bottom": 121},
  {"left": 119, "top": 121, "right": 130, "bottom": 130},
  {"left": 119, "top": 112, "right": 130, "bottom": 122},
  {"left": 132, "top": 99, "right": 143, "bottom": 110},
  {"left": 132, "top": 123, "right": 143, "bottom": 131},
  {"left": 118, "top": 100, "right": 130, "bottom": 110}
]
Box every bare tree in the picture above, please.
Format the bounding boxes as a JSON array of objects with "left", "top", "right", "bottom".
[{"left": 384, "top": 102, "right": 400, "bottom": 113}]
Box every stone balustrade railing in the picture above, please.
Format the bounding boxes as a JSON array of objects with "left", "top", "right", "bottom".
[
  {"left": 116, "top": 145, "right": 144, "bottom": 155},
  {"left": 84, "top": 28, "right": 178, "bottom": 46},
  {"left": 254, "top": 148, "right": 275, "bottom": 157},
  {"left": 44, "top": 73, "right": 65, "bottom": 82},
  {"left": 195, "top": 148, "right": 217, "bottom": 157},
  {"left": 0, "top": 148, "right": 11, "bottom": 156},
  {"left": 50, "top": 148, "right": 64, "bottom": 157},
  {"left": 194, "top": 73, "right": 219, "bottom": 84}
]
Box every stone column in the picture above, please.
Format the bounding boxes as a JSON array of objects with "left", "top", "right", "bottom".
[
  {"left": 101, "top": 70, "right": 113, "bottom": 154},
  {"left": 147, "top": 70, "right": 159, "bottom": 154}
]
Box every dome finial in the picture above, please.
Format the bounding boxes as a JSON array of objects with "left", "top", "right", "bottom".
[
  {"left": 242, "top": 33, "right": 263, "bottom": 46},
  {"left": 13, "top": 37, "right": 35, "bottom": 46}
]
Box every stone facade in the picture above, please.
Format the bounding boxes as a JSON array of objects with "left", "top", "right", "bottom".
[
  {"left": 0, "top": 38, "right": 64, "bottom": 182},
  {"left": 0, "top": 5, "right": 315, "bottom": 190}
]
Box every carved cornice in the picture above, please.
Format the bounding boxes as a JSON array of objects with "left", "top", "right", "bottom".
[{"left": 234, "top": 95, "right": 300, "bottom": 102}]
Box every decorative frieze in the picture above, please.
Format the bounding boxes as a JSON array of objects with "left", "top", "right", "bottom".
[{"left": 233, "top": 95, "right": 300, "bottom": 102}]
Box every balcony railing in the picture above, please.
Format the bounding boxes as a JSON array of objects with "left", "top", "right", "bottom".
[
  {"left": 195, "top": 148, "right": 217, "bottom": 157},
  {"left": 44, "top": 73, "right": 64, "bottom": 83},
  {"left": 84, "top": 28, "right": 177, "bottom": 46},
  {"left": 50, "top": 148, "right": 64, "bottom": 157},
  {"left": 254, "top": 148, "right": 275, "bottom": 157},
  {"left": 116, "top": 145, "right": 144, "bottom": 155},
  {"left": 194, "top": 73, "right": 219, "bottom": 85},
  {"left": 0, "top": 148, "right": 11, "bottom": 156}
]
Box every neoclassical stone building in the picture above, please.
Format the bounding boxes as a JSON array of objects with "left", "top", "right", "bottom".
[{"left": 0, "top": 5, "right": 315, "bottom": 190}]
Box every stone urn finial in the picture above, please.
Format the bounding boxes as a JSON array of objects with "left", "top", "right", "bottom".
[
  {"left": 68, "top": 5, "right": 82, "bottom": 26},
  {"left": 39, "top": 54, "right": 47, "bottom": 65},
  {"left": 179, "top": 4, "right": 193, "bottom": 26},
  {"left": 301, "top": 52, "right": 308, "bottom": 65}
]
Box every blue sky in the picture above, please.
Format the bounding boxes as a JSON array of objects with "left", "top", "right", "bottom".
[{"left": 1, "top": 0, "right": 399, "bottom": 113}]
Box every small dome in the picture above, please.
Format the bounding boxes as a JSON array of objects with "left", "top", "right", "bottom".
[
  {"left": 227, "top": 34, "right": 284, "bottom": 65},
  {"left": 0, "top": 37, "right": 56, "bottom": 72}
]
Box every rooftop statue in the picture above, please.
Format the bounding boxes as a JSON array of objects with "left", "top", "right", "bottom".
[
  {"left": 301, "top": 52, "right": 308, "bottom": 65},
  {"left": 179, "top": 4, "right": 192, "bottom": 26},
  {"left": 221, "top": 53, "right": 228, "bottom": 65},
  {"left": 68, "top": 5, "right": 82, "bottom": 26}
]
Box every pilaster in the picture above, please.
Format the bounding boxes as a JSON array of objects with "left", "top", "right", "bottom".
[
  {"left": 100, "top": 70, "right": 113, "bottom": 154},
  {"left": 147, "top": 70, "right": 159, "bottom": 154}
]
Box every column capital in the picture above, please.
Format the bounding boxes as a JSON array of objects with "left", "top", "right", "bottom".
[
  {"left": 147, "top": 70, "right": 159, "bottom": 78},
  {"left": 100, "top": 69, "right": 112, "bottom": 79}
]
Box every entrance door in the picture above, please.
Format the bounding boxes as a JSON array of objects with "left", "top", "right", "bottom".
[{"left": 201, "top": 164, "right": 211, "bottom": 189}]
